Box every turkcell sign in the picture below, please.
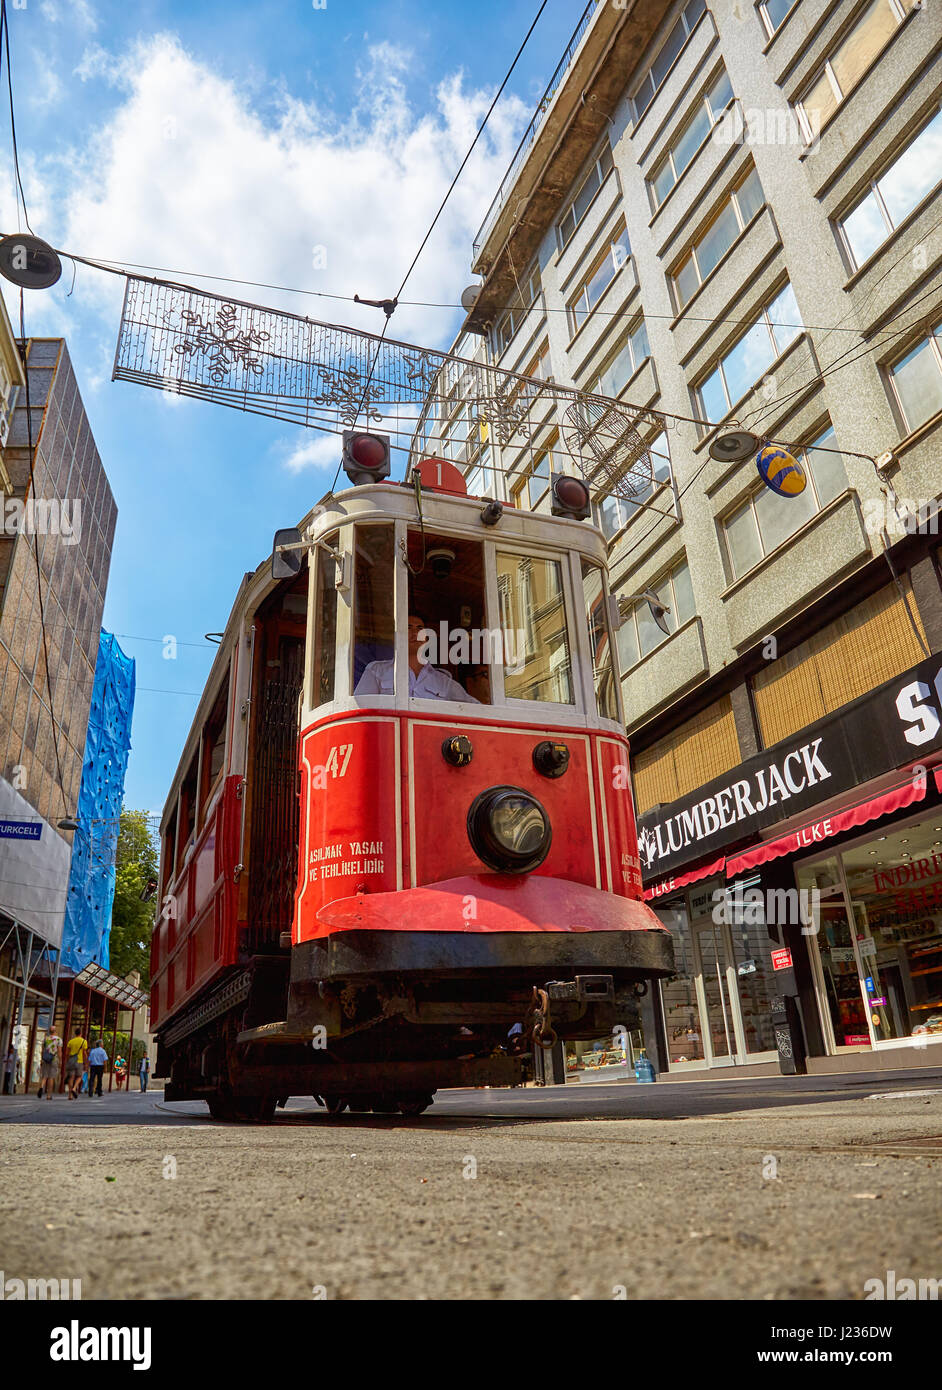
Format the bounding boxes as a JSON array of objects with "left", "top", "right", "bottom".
[
  {"left": 637, "top": 652, "right": 942, "bottom": 882},
  {"left": 0, "top": 819, "right": 42, "bottom": 840}
]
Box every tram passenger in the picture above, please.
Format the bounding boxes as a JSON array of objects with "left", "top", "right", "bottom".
[{"left": 355, "top": 613, "right": 479, "bottom": 702}]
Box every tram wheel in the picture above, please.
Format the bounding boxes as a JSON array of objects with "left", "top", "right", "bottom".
[
  {"left": 322, "top": 1095, "right": 348, "bottom": 1116},
  {"left": 396, "top": 1094, "right": 434, "bottom": 1116},
  {"left": 370, "top": 1096, "right": 399, "bottom": 1114}
]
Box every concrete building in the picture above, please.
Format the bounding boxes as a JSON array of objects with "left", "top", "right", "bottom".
[
  {"left": 0, "top": 324, "right": 117, "bottom": 1090},
  {"left": 415, "top": 0, "right": 942, "bottom": 1075}
]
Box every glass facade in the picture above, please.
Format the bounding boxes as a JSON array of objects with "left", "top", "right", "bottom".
[{"left": 797, "top": 814, "right": 942, "bottom": 1049}]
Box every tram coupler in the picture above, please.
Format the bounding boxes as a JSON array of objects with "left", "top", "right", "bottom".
[{"left": 545, "top": 975, "right": 615, "bottom": 1004}]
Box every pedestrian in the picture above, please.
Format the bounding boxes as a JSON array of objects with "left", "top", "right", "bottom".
[
  {"left": 139, "top": 1054, "right": 150, "bottom": 1092},
  {"left": 87, "top": 1038, "right": 107, "bottom": 1097},
  {"left": 114, "top": 1053, "right": 127, "bottom": 1088},
  {"left": 63, "top": 1026, "right": 88, "bottom": 1100},
  {"left": 3, "top": 1046, "right": 16, "bottom": 1094},
  {"left": 38, "top": 1025, "right": 62, "bottom": 1098}
]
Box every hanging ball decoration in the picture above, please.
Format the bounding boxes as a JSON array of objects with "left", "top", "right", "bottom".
[{"left": 756, "top": 444, "right": 806, "bottom": 497}]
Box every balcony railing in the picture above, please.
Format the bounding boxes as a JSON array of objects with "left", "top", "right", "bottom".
[{"left": 472, "top": 0, "right": 601, "bottom": 263}]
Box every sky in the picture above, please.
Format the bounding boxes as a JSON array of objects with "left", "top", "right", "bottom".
[{"left": 0, "top": 0, "right": 584, "bottom": 817}]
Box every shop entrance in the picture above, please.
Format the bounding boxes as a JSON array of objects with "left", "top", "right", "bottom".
[{"left": 656, "top": 880, "right": 777, "bottom": 1070}]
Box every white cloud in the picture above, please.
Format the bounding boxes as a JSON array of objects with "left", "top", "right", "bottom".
[
  {"left": 40, "top": 0, "right": 98, "bottom": 30},
  {"left": 277, "top": 432, "right": 342, "bottom": 475},
  {"left": 51, "top": 31, "right": 526, "bottom": 357}
]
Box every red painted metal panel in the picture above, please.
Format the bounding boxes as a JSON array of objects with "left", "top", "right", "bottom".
[
  {"left": 317, "top": 873, "right": 665, "bottom": 934},
  {"left": 408, "top": 719, "right": 599, "bottom": 890},
  {"left": 297, "top": 719, "right": 399, "bottom": 942},
  {"left": 595, "top": 736, "right": 644, "bottom": 900}
]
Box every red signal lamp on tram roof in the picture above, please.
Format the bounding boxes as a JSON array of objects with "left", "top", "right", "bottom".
[
  {"left": 550, "top": 473, "right": 591, "bottom": 521},
  {"left": 342, "top": 430, "right": 391, "bottom": 486}
]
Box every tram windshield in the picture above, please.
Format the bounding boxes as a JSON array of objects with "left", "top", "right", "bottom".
[{"left": 352, "top": 524, "right": 395, "bottom": 692}]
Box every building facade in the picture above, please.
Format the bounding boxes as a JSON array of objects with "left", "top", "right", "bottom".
[
  {"left": 415, "top": 0, "right": 942, "bottom": 1074},
  {"left": 0, "top": 328, "right": 118, "bottom": 1087}
]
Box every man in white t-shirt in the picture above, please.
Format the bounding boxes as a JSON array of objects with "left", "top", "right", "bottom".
[{"left": 355, "top": 613, "right": 479, "bottom": 702}]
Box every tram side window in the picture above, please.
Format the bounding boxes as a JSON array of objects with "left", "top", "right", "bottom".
[
  {"left": 582, "top": 560, "right": 619, "bottom": 721},
  {"left": 312, "top": 532, "right": 338, "bottom": 707},
  {"left": 199, "top": 668, "right": 230, "bottom": 821},
  {"left": 496, "top": 552, "right": 574, "bottom": 705},
  {"left": 352, "top": 524, "right": 395, "bottom": 694}
]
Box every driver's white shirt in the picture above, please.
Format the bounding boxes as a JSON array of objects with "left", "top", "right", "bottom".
[{"left": 355, "top": 660, "right": 479, "bottom": 702}]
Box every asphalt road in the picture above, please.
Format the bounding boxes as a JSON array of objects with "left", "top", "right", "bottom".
[{"left": 2, "top": 1068, "right": 941, "bottom": 1300}]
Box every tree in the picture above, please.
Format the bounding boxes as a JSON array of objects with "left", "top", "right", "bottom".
[{"left": 108, "top": 809, "right": 159, "bottom": 986}]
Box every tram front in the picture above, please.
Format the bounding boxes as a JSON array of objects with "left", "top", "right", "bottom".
[{"left": 284, "top": 471, "right": 675, "bottom": 1088}]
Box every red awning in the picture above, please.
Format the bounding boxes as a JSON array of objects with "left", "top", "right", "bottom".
[
  {"left": 934, "top": 767, "right": 942, "bottom": 794},
  {"left": 643, "top": 856, "right": 726, "bottom": 902},
  {"left": 725, "top": 775, "right": 928, "bottom": 877}
]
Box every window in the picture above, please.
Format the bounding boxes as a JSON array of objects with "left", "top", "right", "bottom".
[
  {"left": 497, "top": 552, "right": 574, "bottom": 705},
  {"left": 840, "top": 108, "right": 942, "bottom": 269},
  {"left": 720, "top": 426, "right": 848, "bottom": 580},
  {"left": 568, "top": 223, "right": 631, "bottom": 334},
  {"left": 796, "top": 0, "right": 917, "bottom": 142},
  {"left": 200, "top": 669, "right": 230, "bottom": 819},
  {"left": 632, "top": 696, "right": 741, "bottom": 814},
  {"left": 696, "top": 283, "right": 802, "bottom": 423},
  {"left": 649, "top": 68, "right": 734, "bottom": 208},
  {"left": 887, "top": 324, "right": 942, "bottom": 432},
  {"left": 557, "top": 143, "right": 615, "bottom": 249},
  {"left": 582, "top": 559, "right": 619, "bottom": 720},
  {"left": 752, "top": 581, "right": 927, "bottom": 746},
  {"left": 311, "top": 533, "right": 338, "bottom": 707},
  {"left": 632, "top": 0, "right": 707, "bottom": 120},
  {"left": 494, "top": 262, "right": 542, "bottom": 357},
  {"left": 596, "top": 431, "right": 671, "bottom": 541},
  {"left": 758, "top": 0, "right": 797, "bottom": 37},
  {"left": 178, "top": 752, "right": 199, "bottom": 860},
  {"left": 597, "top": 318, "right": 651, "bottom": 399},
  {"left": 615, "top": 559, "right": 695, "bottom": 672},
  {"left": 672, "top": 168, "right": 765, "bottom": 309},
  {"left": 352, "top": 524, "right": 395, "bottom": 694},
  {"left": 511, "top": 439, "right": 556, "bottom": 513}
]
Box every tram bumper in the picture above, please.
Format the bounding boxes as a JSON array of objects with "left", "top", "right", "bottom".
[{"left": 295, "top": 873, "right": 675, "bottom": 982}]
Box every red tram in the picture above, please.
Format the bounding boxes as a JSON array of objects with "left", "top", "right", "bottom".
[{"left": 152, "top": 461, "right": 674, "bottom": 1118}]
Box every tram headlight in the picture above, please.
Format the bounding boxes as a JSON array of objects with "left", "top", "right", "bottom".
[{"left": 467, "top": 785, "right": 552, "bottom": 874}]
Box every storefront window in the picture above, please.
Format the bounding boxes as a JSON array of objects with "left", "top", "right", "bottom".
[{"left": 841, "top": 818, "right": 942, "bottom": 1042}]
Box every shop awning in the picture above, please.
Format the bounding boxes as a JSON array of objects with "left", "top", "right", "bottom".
[
  {"left": 725, "top": 775, "right": 928, "bottom": 877},
  {"left": 934, "top": 767, "right": 942, "bottom": 794},
  {"left": 643, "top": 855, "right": 726, "bottom": 902}
]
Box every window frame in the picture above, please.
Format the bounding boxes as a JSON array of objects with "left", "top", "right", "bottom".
[
  {"left": 718, "top": 427, "right": 848, "bottom": 581},
  {"left": 596, "top": 315, "right": 651, "bottom": 400},
  {"left": 491, "top": 541, "right": 584, "bottom": 716},
  {"left": 510, "top": 436, "right": 558, "bottom": 514},
  {"left": 795, "top": 0, "right": 915, "bottom": 144},
  {"left": 566, "top": 220, "right": 631, "bottom": 337},
  {"left": 493, "top": 261, "right": 542, "bottom": 358},
  {"left": 616, "top": 559, "right": 695, "bottom": 673},
  {"left": 671, "top": 168, "right": 766, "bottom": 311},
  {"left": 594, "top": 430, "right": 672, "bottom": 544},
  {"left": 648, "top": 66, "right": 735, "bottom": 210},
  {"left": 556, "top": 141, "right": 615, "bottom": 253},
  {"left": 885, "top": 323, "right": 942, "bottom": 435},
  {"left": 631, "top": 0, "right": 708, "bottom": 123},
  {"left": 695, "top": 282, "right": 802, "bottom": 424},
  {"left": 837, "top": 104, "right": 942, "bottom": 272},
  {"left": 757, "top": 0, "right": 798, "bottom": 40}
]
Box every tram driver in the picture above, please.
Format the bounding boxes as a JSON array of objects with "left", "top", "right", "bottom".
[{"left": 355, "top": 612, "right": 480, "bottom": 702}]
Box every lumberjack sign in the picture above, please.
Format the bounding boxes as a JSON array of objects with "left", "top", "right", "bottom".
[{"left": 638, "top": 653, "right": 942, "bottom": 882}]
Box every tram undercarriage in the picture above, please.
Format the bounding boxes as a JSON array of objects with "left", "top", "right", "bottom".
[{"left": 158, "top": 922, "right": 672, "bottom": 1121}]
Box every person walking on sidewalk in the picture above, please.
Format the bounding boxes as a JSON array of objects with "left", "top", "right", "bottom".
[
  {"left": 3, "top": 1046, "right": 17, "bottom": 1094},
  {"left": 39, "top": 1026, "right": 62, "bottom": 1098},
  {"left": 64, "top": 1027, "right": 88, "bottom": 1100},
  {"left": 139, "top": 1054, "right": 150, "bottom": 1092},
  {"left": 87, "top": 1039, "right": 107, "bottom": 1097}
]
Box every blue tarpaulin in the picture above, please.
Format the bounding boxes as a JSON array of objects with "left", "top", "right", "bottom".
[{"left": 61, "top": 631, "right": 135, "bottom": 974}]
